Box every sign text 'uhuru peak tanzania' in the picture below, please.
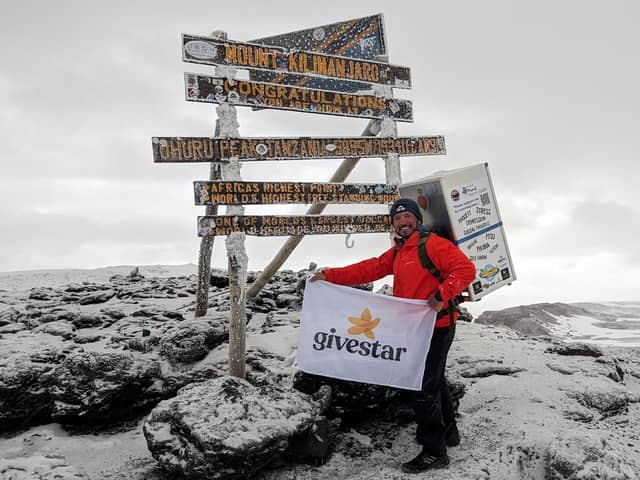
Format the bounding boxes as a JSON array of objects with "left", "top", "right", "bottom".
[{"left": 152, "top": 136, "right": 445, "bottom": 162}]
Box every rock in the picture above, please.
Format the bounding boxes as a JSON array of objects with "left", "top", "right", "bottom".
[
  {"left": 547, "top": 434, "right": 638, "bottom": 479},
  {"left": 376, "top": 284, "right": 393, "bottom": 296},
  {"left": 78, "top": 290, "right": 116, "bottom": 305},
  {"left": 127, "top": 266, "right": 145, "bottom": 281},
  {"left": 546, "top": 342, "right": 603, "bottom": 357},
  {"left": 44, "top": 351, "right": 163, "bottom": 422},
  {"left": 566, "top": 385, "right": 634, "bottom": 417},
  {"left": 65, "top": 283, "right": 91, "bottom": 293},
  {"left": 0, "top": 455, "right": 89, "bottom": 479},
  {"left": 71, "top": 313, "right": 104, "bottom": 329},
  {"left": 350, "top": 282, "right": 374, "bottom": 292},
  {"left": 210, "top": 269, "right": 229, "bottom": 288},
  {"left": 459, "top": 365, "right": 526, "bottom": 378},
  {"left": 0, "top": 307, "right": 21, "bottom": 326},
  {"left": 275, "top": 293, "right": 299, "bottom": 309},
  {"left": 128, "top": 335, "right": 159, "bottom": 353},
  {"left": 101, "top": 308, "right": 126, "bottom": 320},
  {"left": 74, "top": 334, "right": 103, "bottom": 344},
  {"left": 143, "top": 376, "right": 321, "bottom": 479},
  {"left": 28, "top": 287, "right": 57, "bottom": 301},
  {"left": 292, "top": 371, "right": 398, "bottom": 421},
  {"left": 0, "top": 322, "right": 27, "bottom": 334},
  {"left": 34, "top": 320, "right": 76, "bottom": 340},
  {"left": 160, "top": 318, "right": 229, "bottom": 363},
  {"left": 0, "top": 354, "right": 55, "bottom": 430}
]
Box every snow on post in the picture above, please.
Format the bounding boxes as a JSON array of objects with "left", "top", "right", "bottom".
[{"left": 217, "top": 98, "right": 248, "bottom": 379}]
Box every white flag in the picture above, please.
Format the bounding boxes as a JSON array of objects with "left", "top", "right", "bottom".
[{"left": 297, "top": 280, "right": 436, "bottom": 391}]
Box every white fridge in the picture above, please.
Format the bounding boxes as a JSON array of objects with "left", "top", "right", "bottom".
[{"left": 399, "top": 163, "right": 516, "bottom": 301}]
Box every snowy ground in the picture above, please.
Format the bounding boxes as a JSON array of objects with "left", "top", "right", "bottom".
[{"left": 1, "top": 265, "right": 639, "bottom": 479}]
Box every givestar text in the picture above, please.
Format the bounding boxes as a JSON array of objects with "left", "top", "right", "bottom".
[{"left": 312, "top": 328, "right": 407, "bottom": 361}]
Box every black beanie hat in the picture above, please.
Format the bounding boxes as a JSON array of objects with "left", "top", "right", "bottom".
[{"left": 390, "top": 198, "right": 423, "bottom": 223}]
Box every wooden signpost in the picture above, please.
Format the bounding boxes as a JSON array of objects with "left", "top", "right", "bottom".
[
  {"left": 198, "top": 214, "right": 391, "bottom": 237},
  {"left": 182, "top": 34, "right": 410, "bottom": 88},
  {"left": 154, "top": 15, "right": 447, "bottom": 379},
  {"left": 153, "top": 136, "right": 445, "bottom": 163},
  {"left": 250, "top": 14, "right": 387, "bottom": 92},
  {"left": 193, "top": 181, "right": 398, "bottom": 205},
  {"left": 185, "top": 73, "right": 413, "bottom": 121}
]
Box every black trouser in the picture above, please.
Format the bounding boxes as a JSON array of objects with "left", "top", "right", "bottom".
[{"left": 412, "top": 324, "right": 455, "bottom": 456}]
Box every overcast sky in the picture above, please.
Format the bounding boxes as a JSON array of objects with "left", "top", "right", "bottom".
[{"left": 1, "top": 0, "right": 638, "bottom": 315}]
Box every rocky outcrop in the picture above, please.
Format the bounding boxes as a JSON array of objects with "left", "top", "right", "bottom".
[
  {"left": 2, "top": 268, "right": 640, "bottom": 480},
  {"left": 159, "top": 318, "right": 229, "bottom": 364},
  {"left": 0, "top": 455, "right": 89, "bottom": 479},
  {"left": 143, "top": 376, "right": 323, "bottom": 479},
  {"left": 45, "top": 352, "right": 164, "bottom": 422}
]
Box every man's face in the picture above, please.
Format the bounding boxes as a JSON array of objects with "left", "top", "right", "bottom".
[{"left": 392, "top": 211, "right": 420, "bottom": 238}]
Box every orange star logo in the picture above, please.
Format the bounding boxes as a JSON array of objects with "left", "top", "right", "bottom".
[{"left": 347, "top": 307, "right": 381, "bottom": 339}]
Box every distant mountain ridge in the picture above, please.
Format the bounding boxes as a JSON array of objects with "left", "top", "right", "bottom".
[{"left": 477, "top": 301, "right": 640, "bottom": 347}]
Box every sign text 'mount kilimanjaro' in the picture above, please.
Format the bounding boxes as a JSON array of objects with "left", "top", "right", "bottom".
[
  {"left": 184, "top": 74, "right": 413, "bottom": 122},
  {"left": 250, "top": 14, "right": 386, "bottom": 93},
  {"left": 152, "top": 136, "right": 446, "bottom": 163},
  {"left": 182, "top": 34, "right": 410, "bottom": 89},
  {"left": 198, "top": 214, "right": 390, "bottom": 237},
  {"left": 194, "top": 181, "right": 398, "bottom": 205}
]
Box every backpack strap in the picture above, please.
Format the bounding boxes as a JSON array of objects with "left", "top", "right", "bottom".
[
  {"left": 417, "top": 232, "right": 444, "bottom": 282},
  {"left": 417, "top": 232, "right": 457, "bottom": 336}
]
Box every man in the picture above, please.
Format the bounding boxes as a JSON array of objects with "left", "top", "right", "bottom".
[{"left": 309, "top": 198, "right": 476, "bottom": 473}]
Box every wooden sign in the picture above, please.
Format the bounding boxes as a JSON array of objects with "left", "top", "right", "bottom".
[
  {"left": 197, "top": 214, "right": 391, "bottom": 237},
  {"left": 182, "top": 34, "right": 410, "bottom": 89},
  {"left": 184, "top": 73, "right": 413, "bottom": 122},
  {"left": 250, "top": 14, "right": 387, "bottom": 93},
  {"left": 194, "top": 181, "right": 398, "bottom": 205},
  {"left": 152, "top": 136, "right": 446, "bottom": 163}
]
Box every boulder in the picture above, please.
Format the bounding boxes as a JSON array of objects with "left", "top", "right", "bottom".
[
  {"left": 209, "top": 269, "right": 229, "bottom": 288},
  {"left": 144, "top": 376, "right": 321, "bottom": 479},
  {"left": 275, "top": 293, "right": 299, "bottom": 309},
  {"left": 0, "top": 352, "right": 56, "bottom": 431},
  {"left": 43, "top": 351, "right": 163, "bottom": 422},
  {"left": 159, "top": 318, "right": 229, "bottom": 364}
]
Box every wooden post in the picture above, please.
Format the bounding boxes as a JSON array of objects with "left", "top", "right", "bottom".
[
  {"left": 194, "top": 30, "right": 227, "bottom": 319},
  {"left": 246, "top": 119, "right": 382, "bottom": 299},
  {"left": 194, "top": 145, "right": 221, "bottom": 317},
  {"left": 215, "top": 81, "right": 247, "bottom": 380}
]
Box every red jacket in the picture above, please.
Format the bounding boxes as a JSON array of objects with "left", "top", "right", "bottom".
[{"left": 323, "top": 231, "right": 476, "bottom": 328}]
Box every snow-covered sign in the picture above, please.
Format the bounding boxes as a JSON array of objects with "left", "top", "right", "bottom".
[
  {"left": 298, "top": 280, "right": 435, "bottom": 390},
  {"left": 152, "top": 136, "right": 446, "bottom": 163},
  {"left": 197, "top": 214, "right": 391, "bottom": 237},
  {"left": 193, "top": 181, "right": 398, "bottom": 205},
  {"left": 250, "top": 14, "right": 387, "bottom": 93},
  {"left": 182, "top": 34, "right": 410, "bottom": 89},
  {"left": 184, "top": 73, "right": 413, "bottom": 122}
]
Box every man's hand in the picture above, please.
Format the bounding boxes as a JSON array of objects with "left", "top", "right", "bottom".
[
  {"left": 427, "top": 292, "right": 444, "bottom": 312},
  {"left": 308, "top": 271, "right": 326, "bottom": 282}
]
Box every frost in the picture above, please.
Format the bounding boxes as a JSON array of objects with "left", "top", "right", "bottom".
[
  {"left": 215, "top": 104, "right": 239, "bottom": 137},
  {"left": 385, "top": 153, "right": 401, "bottom": 185},
  {"left": 380, "top": 118, "right": 396, "bottom": 137},
  {"left": 215, "top": 65, "right": 238, "bottom": 81},
  {"left": 371, "top": 85, "right": 393, "bottom": 98}
]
